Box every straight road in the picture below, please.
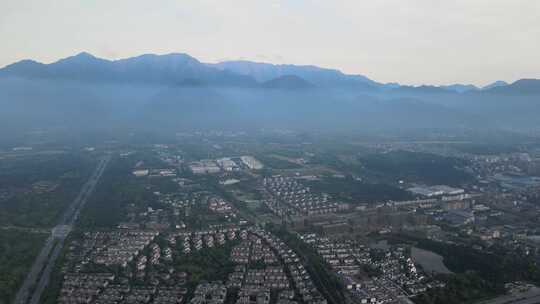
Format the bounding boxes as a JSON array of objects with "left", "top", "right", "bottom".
[{"left": 13, "top": 155, "right": 111, "bottom": 304}]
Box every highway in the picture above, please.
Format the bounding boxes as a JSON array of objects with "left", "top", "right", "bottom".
[{"left": 13, "top": 155, "right": 111, "bottom": 304}]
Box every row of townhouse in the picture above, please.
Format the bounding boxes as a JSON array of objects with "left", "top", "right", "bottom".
[
  {"left": 58, "top": 273, "right": 115, "bottom": 304},
  {"left": 89, "top": 231, "right": 159, "bottom": 267},
  {"left": 229, "top": 235, "right": 278, "bottom": 265},
  {"left": 249, "top": 228, "right": 328, "bottom": 304},
  {"left": 263, "top": 177, "right": 338, "bottom": 217}
]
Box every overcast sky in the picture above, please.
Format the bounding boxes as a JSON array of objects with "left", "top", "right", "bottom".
[{"left": 1, "top": 0, "right": 539, "bottom": 86}]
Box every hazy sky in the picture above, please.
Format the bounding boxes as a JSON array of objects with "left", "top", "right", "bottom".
[{"left": 1, "top": 0, "right": 539, "bottom": 86}]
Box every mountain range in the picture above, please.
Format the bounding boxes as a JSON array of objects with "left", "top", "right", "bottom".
[
  {"left": 0, "top": 52, "right": 255, "bottom": 87},
  {"left": 2, "top": 52, "right": 537, "bottom": 93},
  {"left": 0, "top": 52, "right": 539, "bottom": 138}
]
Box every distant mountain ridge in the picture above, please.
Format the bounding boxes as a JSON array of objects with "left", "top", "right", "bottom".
[
  {"left": 0, "top": 52, "right": 257, "bottom": 86},
  {"left": 211, "top": 60, "right": 378, "bottom": 89},
  {"left": 0, "top": 52, "right": 379, "bottom": 89},
  {"left": 483, "top": 79, "right": 540, "bottom": 95},
  {"left": 0, "top": 52, "right": 383, "bottom": 90},
  {"left": 2, "top": 52, "right": 540, "bottom": 137},
  {"left": 482, "top": 80, "right": 508, "bottom": 90},
  {"left": 0, "top": 52, "right": 538, "bottom": 95}
]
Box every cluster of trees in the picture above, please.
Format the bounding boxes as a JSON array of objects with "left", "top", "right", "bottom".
[
  {"left": 415, "top": 238, "right": 540, "bottom": 287},
  {"left": 359, "top": 151, "right": 472, "bottom": 186},
  {"left": 0, "top": 154, "right": 95, "bottom": 228},
  {"left": 307, "top": 177, "right": 413, "bottom": 204},
  {"left": 77, "top": 156, "right": 157, "bottom": 229},
  {"left": 0, "top": 154, "right": 91, "bottom": 187},
  {"left": 388, "top": 235, "right": 540, "bottom": 304},
  {"left": 0, "top": 230, "right": 48, "bottom": 304},
  {"left": 174, "top": 242, "right": 238, "bottom": 286},
  {"left": 414, "top": 272, "right": 499, "bottom": 304}
]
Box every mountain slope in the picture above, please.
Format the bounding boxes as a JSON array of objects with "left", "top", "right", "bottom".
[
  {"left": 1, "top": 52, "right": 540, "bottom": 135},
  {"left": 211, "top": 60, "right": 379, "bottom": 89},
  {"left": 440, "top": 84, "right": 478, "bottom": 93},
  {"left": 0, "top": 52, "right": 257, "bottom": 86},
  {"left": 485, "top": 79, "right": 540, "bottom": 95},
  {"left": 262, "top": 75, "right": 314, "bottom": 89},
  {"left": 392, "top": 85, "right": 454, "bottom": 95},
  {"left": 482, "top": 80, "right": 508, "bottom": 90}
]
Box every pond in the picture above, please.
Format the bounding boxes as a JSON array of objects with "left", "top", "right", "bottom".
[{"left": 411, "top": 246, "right": 453, "bottom": 274}]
